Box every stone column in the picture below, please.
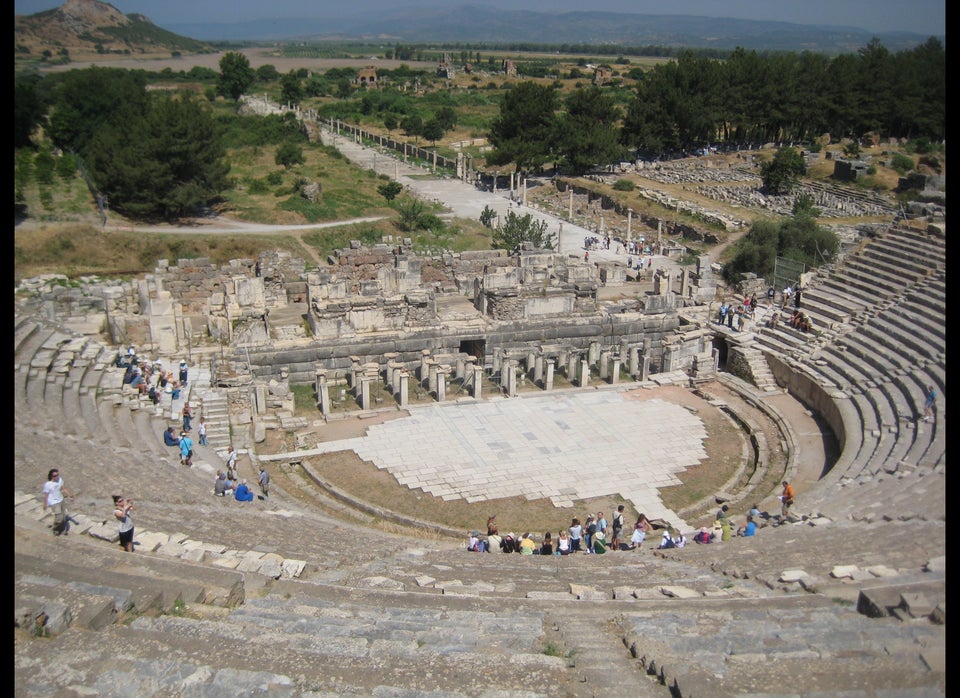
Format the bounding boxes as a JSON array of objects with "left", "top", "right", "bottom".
[
  {"left": 472, "top": 365, "right": 483, "bottom": 399},
  {"left": 500, "top": 359, "right": 512, "bottom": 389},
  {"left": 568, "top": 189, "right": 574, "bottom": 219},
  {"left": 391, "top": 363, "right": 403, "bottom": 395},
  {"left": 383, "top": 352, "right": 398, "bottom": 386},
  {"left": 567, "top": 353, "right": 578, "bottom": 379},
  {"left": 505, "top": 362, "right": 517, "bottom": 397},
  {"left": 436, "top": 368, "right": 446, "bottom": 401},
  {"left": 558, "top": 222, "right": 563, "bottom": 254},
  {"left": 522, "top": 178, "right": 527, "bottom": 206},
  {"left": 680, "top": 268, "right": 690, "bottom": 297},
  {"left": 455, "top": 356, "right": 466, "bottom": 381},
  {"left": 398, "top": 371, "right": 409, "bottom": 408},
  {"left": 510, "top": 172, "right": 515, "bottom": 200},
  {"left": 491, "top": 348, "right": 502, "bottom": 375},
  {"left": 579, "top": 358, "right": 590, "bottom": 387},
  {"left": 526, "top": 351, "right": 536, "bottom": 380},
  {"left": 420, "top": 349, "right": 431, "bottom": 386},
  {"left": 545, "top": 359, "right": 555, "bottom": 391},
  {"left": 629, "top": 346, "right": 640, "bottom": 377},
  {"left": 349, "top": 357, "right": 361, "bottom": 393},
  {"left": 627, "top": 208, "right": 633, "bottom": 246},
  {"left": 611, "top": 356, "right": 622, "bottom": 384},
  {"left": 533, "top": 354, "right": 544, "bottom": 385},
  {"left": 588, "top": 341, "right": 600, "bottom": 367},
  {"left": 599, "top": 350, "right": 610, "bottom": 380},
  {"left": 427, "top": 361, "right": 439, "bottom": 394},
  {"left": 316, "top": 369, "right": 330, "bottom": 416},
  {"left": 641, "top": 355, "right": 651, "bottom": 381},
  {"left": 359, "top": 377, "right": 371, "bottom": 410},
  {"left": 254, "top": 385, "right": 267, "bottom": 415}
]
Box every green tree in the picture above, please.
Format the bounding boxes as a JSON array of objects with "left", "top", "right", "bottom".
[
  {"left": 255, "top": 64, "right": 279, "bottom": 82},
  {"left": 275, "top": 141, "right": 305, "bottom": 169},
  {"left": 377, "top": 181, "right": 403, "bottom": 201},
  {"left": 434, "top": 106, "right": 457, "bottom": 131},
  {"left": 395, "top": 197, "right": 429, "bottom": 232},
  {"left": 280, "top": 70, "right": 304, "bottom": 106},
  {"left": 488, "top": 81, "right": 559, "bottom": 173},
  {"left": 761, "top": 147, "right": 806, "bottom": 195},
  {"left": 15, "top": 75, "right": 47, "bottom": 149},
  {"left": 87, "top": 95, "right": 230, "bottom": 220},
  {"left": 554, "top": 86, "right": 622, "bottom": 174},
  {"left": 383, "top": 113, "right": 398, "bottom": 132},
  {"left": 401, "top": 115, "right": 423, "bottom": 141},
  {"left": 492, "top": 211, "right": 555, "bottom": 251},
  {"left": 47, "top": 67, "right": 149, "bottom": 156},
  {"left": 722, "top": 211, "right": 837, "bottom": 284},
  {"left": 217, "top": 51, "right": 254, "bottom": 101},
  {"left": 421, "top": 118, "right": 444, "bottom": 145},
  {"left": 479, "top": 205, "right": 497, "bottom": 228}
]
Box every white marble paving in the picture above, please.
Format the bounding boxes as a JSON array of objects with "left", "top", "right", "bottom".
[{"left": 316, "top": 390, "right": 709, "bottom": 531}]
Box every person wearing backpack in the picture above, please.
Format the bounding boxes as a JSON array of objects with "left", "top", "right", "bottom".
[
  {"left": 610, "top": 504, "right": 625, "bottom": 551},
  {"left": 583, "top": 516, "right": 597, "bottom": 554}
]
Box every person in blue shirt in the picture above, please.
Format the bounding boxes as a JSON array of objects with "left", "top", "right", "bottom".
[
  {"left": 179, "top": 432, "right": 193, "bottom": 466},
  {"left": 234, "top": 479, "right": 254, "bottom": 502},
  {"left": 738, "top": 515, "right": 757, "bottom": 537},
  {"left": 923, "top": 385, "right": 937, "bottom": 422},
  {"left": 163, "top": 427, "right": 179, "bottom": 447}
]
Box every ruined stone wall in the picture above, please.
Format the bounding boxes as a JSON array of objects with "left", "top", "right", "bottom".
[{"left": 238, "top": 309, "right": 683, "bottom": 385}]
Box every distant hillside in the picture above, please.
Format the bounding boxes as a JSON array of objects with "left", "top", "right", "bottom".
[
  {"left": 15, "top": 0, "right": 937, "bottom": 62},
  {"left": 15, "top": 0, "right": 213, "bottom": 65},
  {"left": 165, "top": 4, "right": 937, "bottom": 54}
]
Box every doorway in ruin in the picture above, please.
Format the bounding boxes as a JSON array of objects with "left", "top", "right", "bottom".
[
  {"left": 713, "top": 336, "right": 730, "bottom": 371},
  {"left": 460, "top": 339, "right": 485, "bottom": 365}
]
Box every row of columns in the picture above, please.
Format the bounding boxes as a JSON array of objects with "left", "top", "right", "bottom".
[{"left": 313, "top": 340, "right": 655, "bottom": 416}]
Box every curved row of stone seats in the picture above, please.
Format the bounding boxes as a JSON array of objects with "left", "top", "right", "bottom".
[
  {"left": 755, "top": 224, "right": 944, "bottom": 489},
  {"left": 16, "top": 578, "right": 574, "bottom": 696},
  {"left": 868, "top": 226, "right": 946, "bottom": 272},
  {"left": 851, "top": 309, "right": 943, "bottom": 365},
  {"left": 799, "top": 464, "right": 946, "bottom": 525},
  {"left": 624, "top": 593, "right": 944, "bottom": 697},
  {"left": 13, "top": 312, "right": 186, "bottom": 467},
  {"left": 15, "top": 522, "right": 246, "bottom": 623},
  {"left": 15, "top": 462, "right": 945, "bottom": 698},
  {"left": 809, "top": 345, "right": 941, "bottom": 477}
]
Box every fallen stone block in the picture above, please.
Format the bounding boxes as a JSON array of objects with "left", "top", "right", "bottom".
[
  {"left": 831, "top": 565, "right": 859, "bottom": 579},
  {"left": 360, "top": 576, "right": 404, "bottom": 591},
  {"left": 659, "top": 585, "right": 701, "bottom": 599},
  {"left": 779, "top": 569, "right": 809, "bottom": 583}
]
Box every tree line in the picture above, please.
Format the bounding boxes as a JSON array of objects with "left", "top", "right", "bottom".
[{"left": 489, "top": 39, "right": 944, "bottom": 172}]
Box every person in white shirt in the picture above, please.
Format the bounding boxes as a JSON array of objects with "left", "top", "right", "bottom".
[{"left": 43, "top": 468, "right": 73, "bottom": 536}]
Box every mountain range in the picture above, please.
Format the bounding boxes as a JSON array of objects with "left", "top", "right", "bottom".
[{"left": 16, "top": 0, "right": 938, "bottom": 58}]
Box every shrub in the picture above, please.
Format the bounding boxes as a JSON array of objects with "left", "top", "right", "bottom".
[
  {"left": 613, "top": 178, "right": 635, "bottom": 191},
  {"left": 890, "top": 153, "right": 915, "bottom": 174}
]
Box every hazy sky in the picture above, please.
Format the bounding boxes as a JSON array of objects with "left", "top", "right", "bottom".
[{"left": 14, "top": 0, "right": 946, "bottom": 37}]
